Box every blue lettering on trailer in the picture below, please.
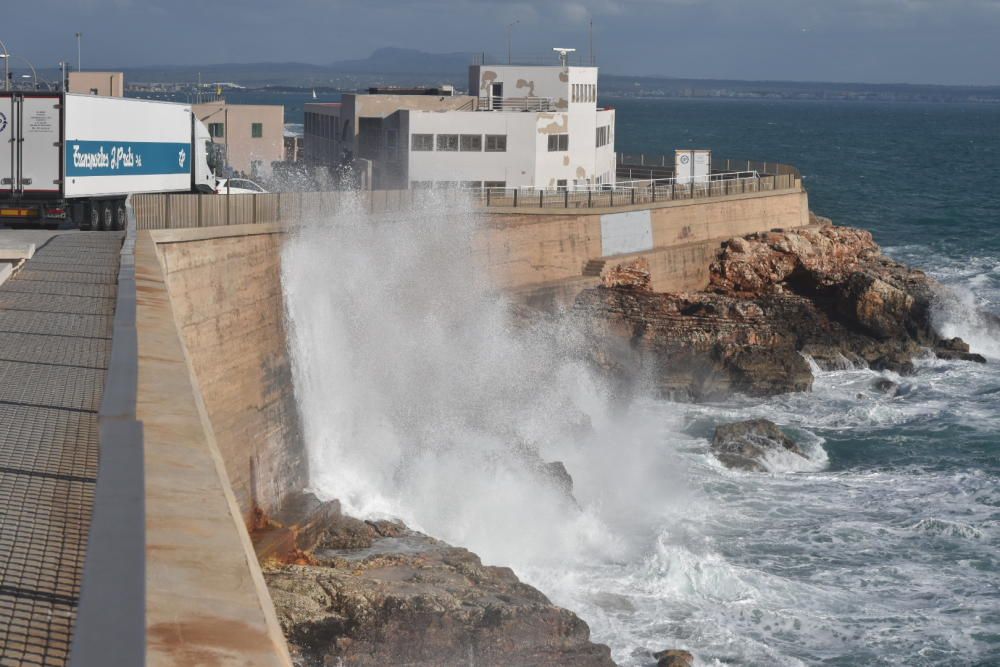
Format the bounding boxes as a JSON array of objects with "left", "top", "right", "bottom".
[{"left": 66, "top": 140, "right": 190, "bottom": 177}]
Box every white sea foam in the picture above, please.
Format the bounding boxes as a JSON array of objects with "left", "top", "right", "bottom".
[{"left": 282, "top": 198, "right": 1000, "bottom": 665}]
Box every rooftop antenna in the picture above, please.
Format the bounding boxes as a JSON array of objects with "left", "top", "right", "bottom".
[{"left": 553, "top": 47, "right": 576, "bottom": 68}]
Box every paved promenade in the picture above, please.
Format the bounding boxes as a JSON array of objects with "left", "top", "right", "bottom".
[{"left": 0, "top": 232, "right": 122, "bottom": 665}]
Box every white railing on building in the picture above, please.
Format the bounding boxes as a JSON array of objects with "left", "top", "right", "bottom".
[{"left": 478, "top": 96, "right": 557, "bottom": 112}]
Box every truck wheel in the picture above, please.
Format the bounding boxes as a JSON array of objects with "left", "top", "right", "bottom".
[
  {"left": 114, "top": 202, "right": 127, "bottom": 231},
  {"left": 85, "top": 203, "right": 100, "bottom": 231},
  {"left": 102, "top": 202, "right": 114, "bottom": 232}
]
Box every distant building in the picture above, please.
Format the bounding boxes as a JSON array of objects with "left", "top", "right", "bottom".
[
  {"left": 304, "top": 59, "right": 615, "bottom": 190},
  {"left": 193, "top": 101, "right": 284, "bottom": 177},
  {"left": 68, "top": 71, "right": 125, "bottom": 97}
]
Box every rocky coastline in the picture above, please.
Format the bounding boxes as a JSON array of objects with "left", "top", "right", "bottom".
[
  {"left": 260, "top": 219, "right": 988, "bottom": 666},
  {"left": 254, "top": 494, "right": 615, "bottom": 667},
  {"left": 574, "top": 221, "right": 986, "bottom": 401}
]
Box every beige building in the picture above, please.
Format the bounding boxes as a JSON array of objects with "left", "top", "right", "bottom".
[
  {"left": 193, "top": 101, "right": 285, "bottom": 177},
  {"left": 68, "top": 71, "right": 125, "bottom": 97}
]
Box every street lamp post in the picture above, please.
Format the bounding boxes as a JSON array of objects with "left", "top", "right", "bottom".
[
  {"left": 0, "top": 38, "right": 9, "bottom": 91},
  {"left": 76, "top": 32, "right": 82, "bottom": 72},
  {"left": 506, "top": 20, "right": 519, "bottom": 65}
]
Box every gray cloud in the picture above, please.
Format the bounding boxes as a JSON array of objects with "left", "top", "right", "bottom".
[{"left": 4, "top": 0, "right": 999, "bottom": 84}]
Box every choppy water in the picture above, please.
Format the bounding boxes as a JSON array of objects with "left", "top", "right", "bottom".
[{"left": 283, "top": 99, "right": 999, "bottom": 666}]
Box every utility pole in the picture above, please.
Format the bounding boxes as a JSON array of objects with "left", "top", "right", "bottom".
[
  {"left": 76, "top": 32, "right": 82, "bottom": 72},
  {"left": 59, "top": 61, "right": 67, "bottom": 92}
]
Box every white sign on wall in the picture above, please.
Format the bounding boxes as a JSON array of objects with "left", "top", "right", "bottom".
[{"left": 600, "top": 209, "right": 653, "bottom": 257}]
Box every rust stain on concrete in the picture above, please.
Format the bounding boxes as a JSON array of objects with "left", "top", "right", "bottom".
[
  {"left": 149, "top": 617, "right": 279, "bottom": 666},
  {"left": 556, "top": 97, "right": 568, "bottom": 110},
  {"left": 563, "top": 156, "right": 571, "bottom": 166},
  {"left": 576, "top": 166, "right": 587, "bottom": 179},
  {"left": 559, "top": 72, "right": 569, "bottom": 82},
  {"left": 515, "top": 79, "right": 536, "bottom": 96}
]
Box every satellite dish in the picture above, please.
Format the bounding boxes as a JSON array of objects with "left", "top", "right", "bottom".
[{"left": 553, "top": 47, "right": 577, "bottom": 67}]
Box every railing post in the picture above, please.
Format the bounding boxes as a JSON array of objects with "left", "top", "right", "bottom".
[
  {"left": 539, "top": 190, "right": 544, "bottom": 208},
  {"left": 588, "top": 189, "right": 592, "bottom": 208},
  {"left": 197, "top": 195, "right": 202, "bottom": 227},
  {"left": 652, "top": 183, "right": 656, "bottom": 203},
  {"left": 564, "top": 189, "right": 569, "bottom": 208},
  {"left": 486, "top": 188, "right": 491, "bottom": 207},
  {"left": 610, "top": 190, "right": 614, "bottom": 207},
  {"left": 631, "top": 188, "right": 635, "bottom": 205},
  {"left": 164, "top": 194, "right": 171, "bottom": 230},
  {"left": 252, "top": 193, "right": 258, "bottom": 224},
  {"left": 513, "top": 189, "right": 518, "bottom": 208}
]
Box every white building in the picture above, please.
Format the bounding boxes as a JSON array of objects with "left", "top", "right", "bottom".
[{"left": 304, "top": 58, "right": 615, "bottom": 190}]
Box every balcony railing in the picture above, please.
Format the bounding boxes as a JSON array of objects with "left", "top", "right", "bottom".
[{"left": 478, "top": 96, "right": 557, "bottom": 112}]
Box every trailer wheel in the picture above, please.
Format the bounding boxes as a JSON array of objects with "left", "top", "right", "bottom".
[
  {"left": 85, "top": 203, "right": 100, "bottom": 231},
  {"left": 114, "top": 202, "right": 127, "bottom": 231},
  {"left": 101, "top": 202, "right": 114, "bottom": 232}
]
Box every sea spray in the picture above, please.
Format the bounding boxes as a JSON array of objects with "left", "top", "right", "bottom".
[
  {"left": 280, "top": 192, "right": 689, "bottom": 573},
  {"left": 280, "top": 193, "right": 1000, "bottom": 665}
]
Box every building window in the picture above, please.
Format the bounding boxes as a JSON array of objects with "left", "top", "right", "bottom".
[
  {"left": 251, "top": 123, "right": 263, "bottom": 138},
  {"left": 557, "top": 179, "right": 568, "bottom": 191},
  {"left": 436, "top": 134, "right": 459, "bottom": 151},
  {"left": 596, "top": 126, "right": 610, "bottom": 147},
  {"left": 460, "top": 134, "right": 482, "bottom": 152},
  {"left": 411, "top": 134, "right": 434, "bottom": 151},
  {"left": 410, "top": 180, "right": 434, "bottom": 189},
  {"left": 484, "top": 181, "right": 506, "bottom": 189},
  {"left": 461, "top": 180, "right": 483, "bottom": 189},
  {"left": 548, "top": 134, "right": 569, "bottom": 152},
  {"left": 485, "top": 134, "right": 507, "bottom": 152},
  {"left": 208, "top": 123, "right": 225, "bottom": 138}
]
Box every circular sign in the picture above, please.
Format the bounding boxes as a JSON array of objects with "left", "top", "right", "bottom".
[
  {"left": 0, "top": 112, "right": 7, "bottom": 133},
  {"left": 680, "top": 154, "right": 690, "bottom": 165}
]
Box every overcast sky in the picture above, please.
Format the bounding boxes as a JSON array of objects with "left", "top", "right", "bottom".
[{"left": 5, "top": 0, "right": 1000, "bottom": 85}]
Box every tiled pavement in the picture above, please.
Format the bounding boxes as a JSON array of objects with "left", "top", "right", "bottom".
[{"left": 0, "top": 232, "right": 122, "bottom": 666}]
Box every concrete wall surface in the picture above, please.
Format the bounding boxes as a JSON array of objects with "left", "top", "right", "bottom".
[
  {"left": 477, "top": 189, "right": 809, "bottom": 291},
  {"left": 135, "top": 230, "right": 291, "bottom": 666},
  {"left": 152, "top": 225, "right": 307, "bottom": 526}
]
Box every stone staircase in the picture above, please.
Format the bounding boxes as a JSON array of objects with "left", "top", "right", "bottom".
[{"left": 582, "top": 258, "right": 606, "bottom": 277}]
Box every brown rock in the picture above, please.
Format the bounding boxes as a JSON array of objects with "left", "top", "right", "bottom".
[
  {"left": 264, "top": 530, "right": 615, "bottom": 667},
  {"left": 711, "top": 419, "right": 805, "bottom": 472},
  {"left": 654, "top": 648, "right": 695, "bottom": 667},
  {"left": 602, "top": 257, "right": 652, "bottom": 291},
  {"left": 571, "top": 224, "right": 985, "bottom": 400}
]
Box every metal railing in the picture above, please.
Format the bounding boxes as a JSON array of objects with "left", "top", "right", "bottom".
[
  {"left": 478, "top": 96, "right": 557, "bottom": 112},
  {"left": 617, "top": 153, "right": 802, "bottom": 180},
  {"left": 477, "top": 171, "right": 799, "bottom": 210}
]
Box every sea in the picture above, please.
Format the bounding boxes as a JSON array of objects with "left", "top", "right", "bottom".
[{"left": 271, "top": 93, "right": 1000, "bottom": 666}]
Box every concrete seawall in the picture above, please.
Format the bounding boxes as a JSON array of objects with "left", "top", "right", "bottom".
[
  {"left": 129, "top": 187, "right": 809, "bottom": 661},
  {"left": 479, "top": 188, "right": 809, "bottom": 293}
]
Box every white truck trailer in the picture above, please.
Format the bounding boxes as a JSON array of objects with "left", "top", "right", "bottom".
[{"left": 0, "top": 92, "right": 219, "bottom": 230}]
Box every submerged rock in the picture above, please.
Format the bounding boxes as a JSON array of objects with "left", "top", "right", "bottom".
[
  {"left": 264, "top": 526, "right": 615, "bottom": 667},
  {"left": 653, "top": 648, "right": 695, "bottom": 667},
  {"left": 711, "top": 419, "right": 804, "bottom": 472},
  {"left": 573, "top": 223, "right": 987, "bottom": 400}
]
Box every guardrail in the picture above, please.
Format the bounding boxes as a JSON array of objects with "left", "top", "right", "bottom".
[
  {"left": 479, "top": 171, "right": 799, "bottom": 210},
  {"left": 132, "top": 189, "right": 420, "bottom": 230},
  {"left": 477, "top": 96, "right": 557, "bottom": 112},
  {"left": 133, "top": 167, "right": 802, "bottom": 229},
  {"left": 616, "top": 153, "right": 802, "bottom": 180}
]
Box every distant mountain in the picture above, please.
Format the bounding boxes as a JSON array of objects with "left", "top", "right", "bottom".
[{"left": 329, "top": 47, "right": 474, "bottom": 76}]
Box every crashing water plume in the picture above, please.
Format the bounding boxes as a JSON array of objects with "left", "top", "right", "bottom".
[{"left": 280, "top": 191, "right": 687, "bottom": 574}]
